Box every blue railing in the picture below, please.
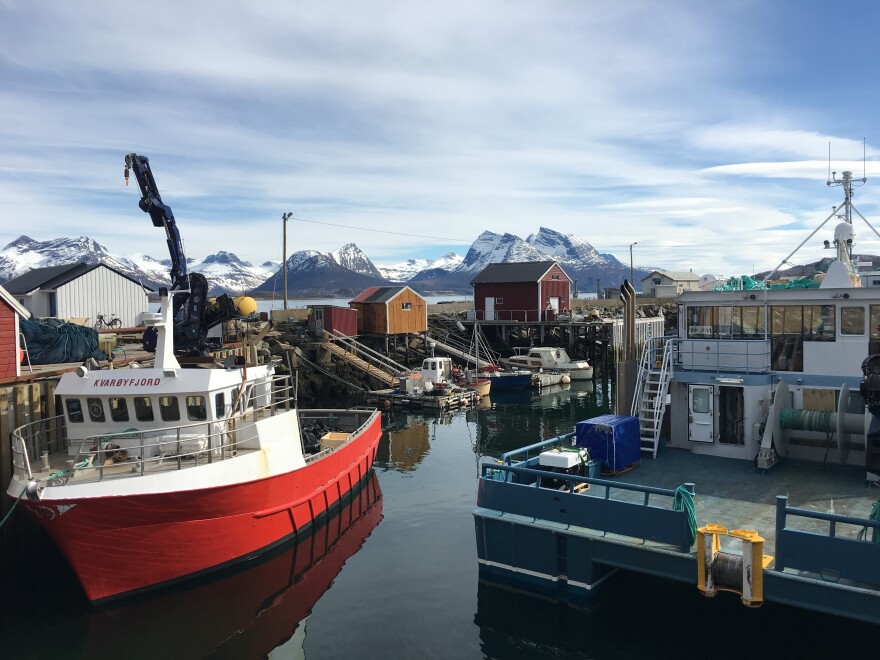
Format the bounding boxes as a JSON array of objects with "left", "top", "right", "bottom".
[{"left": 774, "top": 495, "right": 880, "bottom": 587}]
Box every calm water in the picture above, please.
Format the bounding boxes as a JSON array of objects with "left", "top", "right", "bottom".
[{"left": 1, "top": 380, "right": 877, "bottom": 658}]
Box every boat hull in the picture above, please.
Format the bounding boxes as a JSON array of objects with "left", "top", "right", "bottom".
[
  {"left": 17, "top": 412, "right": 383, "bottom": 603},
  {"left": 484, "top": 373, "right": 533, "bottom": 390}
]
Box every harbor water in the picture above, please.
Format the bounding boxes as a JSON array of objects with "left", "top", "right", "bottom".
[{"left": 1, "top": 380, "right": 877, "bottom": 658}]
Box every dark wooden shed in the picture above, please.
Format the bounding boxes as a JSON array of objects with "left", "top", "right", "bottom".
[
  {"left": 350, "top": 286, "right": 427, "bottom": 335},
  {"left": 309, "top": 305, "right": 358, "bottom": 338},
  {"left": 471, "top": 261, "right": 572, "bottom": 322}
]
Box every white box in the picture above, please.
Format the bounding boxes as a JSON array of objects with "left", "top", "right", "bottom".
[{"left": 538, "top": 448, "right": 589, "bottom": 470}]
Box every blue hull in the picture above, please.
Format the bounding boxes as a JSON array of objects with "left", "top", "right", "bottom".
[{"left": 485, "top": 373, "right": 533, "bottom": 390}]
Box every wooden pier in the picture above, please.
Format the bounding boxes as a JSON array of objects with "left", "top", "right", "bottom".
[{"left": 366, "top": 388, "right": 478, "bottom": 412}]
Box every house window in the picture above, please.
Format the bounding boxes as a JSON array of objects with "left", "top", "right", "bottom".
[
  {"left": 495, "top": 298, "right": 503, "bottom": 304},
  {"left": 401, "top": 302, "right": 412, "bottom": 311},
  {"left": 551, "top": 274, "right": 559, "bottom": 280}
]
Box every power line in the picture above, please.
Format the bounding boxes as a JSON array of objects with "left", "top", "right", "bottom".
[{"left": 291, "top": 216, "right": 471, "bottom": 242}]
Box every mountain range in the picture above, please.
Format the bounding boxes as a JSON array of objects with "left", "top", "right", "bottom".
[{"left": 0, "top": 228, "right": 711, "bottom": 297}]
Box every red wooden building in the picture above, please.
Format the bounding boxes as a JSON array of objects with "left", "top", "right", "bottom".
[
  {"left": 308, "top": 305, "right": 358, "bottom": 338},
  {"left": 470, "top": 261, "right": 572, "bottom": 322},
  {"left": 0, "top": 284, "right": 30, "bottom": 380}
]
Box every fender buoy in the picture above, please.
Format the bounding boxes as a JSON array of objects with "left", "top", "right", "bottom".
[{"left": 382, "top": 399, "right": 391, "bottom": 409}]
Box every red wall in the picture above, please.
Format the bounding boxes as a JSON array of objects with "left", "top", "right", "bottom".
[
  {"left": 326, "top": 307, "right": 358, "bottom": 337},
  {"left": 0, "top": 302, "right": 18, "bottom": 379}
]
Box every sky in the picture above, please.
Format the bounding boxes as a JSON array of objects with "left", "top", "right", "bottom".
[{"left": 3, "top": 0, "right": 880, "bottom": 277}]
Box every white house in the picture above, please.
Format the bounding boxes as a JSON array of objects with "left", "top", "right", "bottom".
[
  {"left": 3, "top": 262, "right": 152, "bottom": 327},
  {"left": 640, "top": 270, "right": 701, "bottom": 298}
]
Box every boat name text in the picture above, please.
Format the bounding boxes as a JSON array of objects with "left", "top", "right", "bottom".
[{"left": 93, "top": 377, "right": 161, "bottom": 387}]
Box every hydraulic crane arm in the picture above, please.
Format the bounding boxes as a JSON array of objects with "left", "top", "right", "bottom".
[{"left": 124, "top": 153, "right": 189, "bottom": 294}]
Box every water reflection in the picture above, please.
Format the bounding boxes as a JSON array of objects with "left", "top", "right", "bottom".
[{"left": 82, "top": 474, "right": 383, "bottom": 660}]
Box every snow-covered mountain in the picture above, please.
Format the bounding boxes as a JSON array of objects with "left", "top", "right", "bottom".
[
  {"left": 0, "top": 236, "right": 274, "bottom": 296},
  {"left": 455, "top": 231, "right": 548, "bottom": 272},
  {"left": 377, "top": 252, "right": 463, "bottom": 282},
  {"left": 253, "top": 249, "right": 387, "bottom": 296},
  {"left": 330, "top": 243, "right": 383, "bottom": 278}
]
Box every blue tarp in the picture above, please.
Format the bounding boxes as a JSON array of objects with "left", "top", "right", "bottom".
[{"left": 575, "top": 414, "right": 641, "bottom": 472}]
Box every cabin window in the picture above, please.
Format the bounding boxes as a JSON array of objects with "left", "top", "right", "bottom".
[
  {"left": 186, "top": 396, "right": 207, "bottom": 421},
  {"left": 108, "top": 397, "right": 129, "bottom": 422},
  {"left": 687, "top": 306, "right": 716, "bottom": 338},
  {"left": 551, "top": 274, "right": 560, "bottom": 280},
  {"left": 495, "top": 298, "right": 503, "bottom": 304},
  {"left": 158, "top": 396, "right": 180, "bottom": 422},
  {"left": 803, "top": 305, "right": 835, "bottom": 342},
  {"left": 215, "top": 392, "right": 225, "bottom": 418},
  {"left": 86, "top": 397, "right": 105, "bottom": 423},
  {"left": 401, "top": 302, "right": 412, "bottom": 311},
  {"left": 134, "top": 397, "right": 154, "bottom": 421},
  {"left": 65, "top": 399, "right": 84, "bottom": 423},
  {"left": 841, "top": 306, "right": 865, "bottom": 336},
  {"left": 870, "top": 305, "right": 880, "bottom": 354},
  {"left": 314, "top": 309, "right": 324, "bottom": 321},
  {"left": 691, "top": 388, "right": 710, "bottom": 414}
]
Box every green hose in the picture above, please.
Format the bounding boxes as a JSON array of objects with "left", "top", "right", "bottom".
[
  {"left": 857, "top": 495, "right": 880, "bottom": 544},
  {"left": 673, "top": 485, "right": 697, "bottom": 548}
]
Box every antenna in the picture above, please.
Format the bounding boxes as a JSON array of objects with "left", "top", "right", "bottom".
[
  {"left": 864, "top": 137, "right": 867, "bottom": 182},
  {"left": 828, "top": 142, "right": 831, "bottom": 182}
]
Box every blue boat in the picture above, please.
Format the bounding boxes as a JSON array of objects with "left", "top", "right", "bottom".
[{"left": 483, "top": 369, "right": 533, "bottom": 390}]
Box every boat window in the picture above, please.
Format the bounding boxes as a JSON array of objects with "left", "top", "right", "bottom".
[
  {"left": 692, "top": 388, "right": 710, "bottom": 414},
  {"left": 870, "top": 305, "right": 880, "bottom": 354},
  {"left": 158, "top": 396, "right": 180, "bottom": 422},
  {"left": 186, "top": 395, "right": 207, "bottom": 421},
  {"left": 87, "top": 397, "right": 105, "bottom": 423},
  {"left": 803, "top": 305, "right": 835, "bottom": 342},
  {"left": 841, "top": 306, "right": 865, "bottom": 336},
  {"left": 108, "top": 397, "right": 129, "bottom": 422},
  {"left": 65, "top": 399, "right": 84, "bottom": 423},
  {"left": 687, "top": 306, "right": 715, "bottom": 338},
  {"left": 134, "top": 397, "right": 154, "bottom": 421},
  {"left": 215, "top": 392, "right": 225, "bottom": 418}
]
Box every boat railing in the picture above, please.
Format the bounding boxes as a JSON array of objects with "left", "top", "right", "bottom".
[
  {"left": 10, "top": 372, "right": 300, "bottom": 484},
  {"left": 672, "top": 338, "right": 772, "bottom": 374},
  {"left": 479, "top": 459, "right": 694, "bottom": 552},
  {"left": 774, "top": 495, "right": 880, "bottom": 588}
]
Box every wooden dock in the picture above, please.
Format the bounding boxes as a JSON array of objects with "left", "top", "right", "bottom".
[{"left": 366, "top": 388, "right": 478, "bottom": 412}]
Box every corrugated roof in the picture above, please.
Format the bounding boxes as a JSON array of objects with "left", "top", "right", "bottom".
[
  {"left": 2, "top": 261, "right": 154, "bottom": 294},
  {"left": 351, "top": 285, "right": 420, "bottom": 304},
  {"left": 350, "top": 286, "right": 381, "bottom": 303},
  {"left": 470, "top": 261, "right": 566, "bottom": 284},
  {"left": 2, "top": 263, "right": 85, "bottom": 295}
]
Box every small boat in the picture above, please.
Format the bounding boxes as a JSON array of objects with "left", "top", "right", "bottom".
[
  {"left": 502, "top": 347, "right": 593, "bottom": 380},
  {"left": 421, "top": 356, "right": 490, "bottom": 397},
  {"left": 5, "top": 288, "right": 382, "bottom": 603},
  {"left": 479, "top": 366, "right": 534, "bottom": 390}
]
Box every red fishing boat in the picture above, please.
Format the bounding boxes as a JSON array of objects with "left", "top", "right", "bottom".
[{"left": 6, "top": 287, "right": 382, "bottom": 603}]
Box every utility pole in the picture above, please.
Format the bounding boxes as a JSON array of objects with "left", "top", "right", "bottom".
[
  {"left": 282, "top": 212, "right": 292, "bottom": 310},
  {"left": 629, "top": 241, "right": 638, "bottom": 289}
]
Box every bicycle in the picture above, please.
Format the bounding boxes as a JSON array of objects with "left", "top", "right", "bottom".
[{"left": 94, "top": 313, "right": 123, "bottom": 330}]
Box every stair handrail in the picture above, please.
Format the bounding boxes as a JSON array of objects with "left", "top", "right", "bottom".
[{"left": 327, "top": 330, "right": 409, "bottom": 375}]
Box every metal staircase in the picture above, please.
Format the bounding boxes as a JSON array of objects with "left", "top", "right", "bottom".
[{"left": 631, "top": 337, "right": 676, "bottom": 458}]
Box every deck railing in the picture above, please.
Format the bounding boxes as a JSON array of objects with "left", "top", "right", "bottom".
[
  {"left": 483, "top": 433, "right": 694, "bottom": 552},
  {"left": 774, "top": 495, "right": 880, "bottom": 587}
]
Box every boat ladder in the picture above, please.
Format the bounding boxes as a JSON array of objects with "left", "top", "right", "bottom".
[{"left": 631, "top": 337, "right": 676, "bottom": 458}]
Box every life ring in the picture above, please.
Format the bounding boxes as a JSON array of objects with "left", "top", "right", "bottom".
[{"left": 382, "top": 399, "right": 391, "bottom": 410}]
